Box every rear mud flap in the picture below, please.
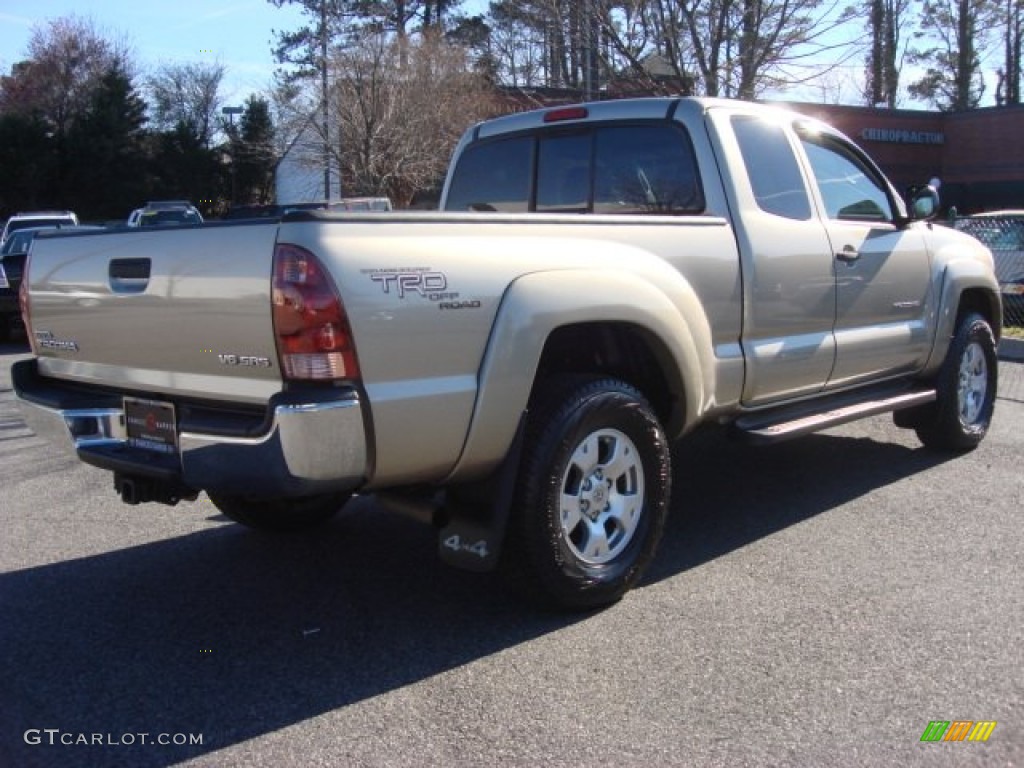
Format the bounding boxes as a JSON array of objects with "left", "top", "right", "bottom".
[{"left": 437, "top": 414, "right": 526, "bottom": 573}]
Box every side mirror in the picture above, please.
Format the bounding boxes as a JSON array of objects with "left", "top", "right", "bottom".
[{"left": 910, "top": 184, "right": 940, "bottom": 221}]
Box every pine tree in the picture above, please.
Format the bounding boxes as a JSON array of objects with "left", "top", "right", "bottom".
[{"left": 64, "top": 65, "right": 149, "bottom": 219}]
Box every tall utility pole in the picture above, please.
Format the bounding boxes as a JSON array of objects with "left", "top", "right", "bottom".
[
  {"left": 222, "top": 106, "right": 243, "bottom": 204},
  {"left": 321, "top": 0, "right": 331, "bottom": 200}
]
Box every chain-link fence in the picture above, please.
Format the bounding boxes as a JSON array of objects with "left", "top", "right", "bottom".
[{"left": 948, "top": 215, "right": 1024, "bottom": 330}]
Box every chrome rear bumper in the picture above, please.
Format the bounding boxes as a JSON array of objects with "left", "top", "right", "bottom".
[{"left": 13, "top": 360, "right": 368, "bottom": 498}]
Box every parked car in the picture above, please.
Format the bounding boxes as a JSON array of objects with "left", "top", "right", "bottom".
[
  {"left": 954, "top": 212, "right": 1024, "bottom": 323},
  {"left": 969, "top": 209, "right": 1024, "bottom": 218},
  {"left": 1, "top": 210, "right": 78, "bottom": 245},
  {"left": 127, "top": 201, "right": 203, "bottom": 228}
]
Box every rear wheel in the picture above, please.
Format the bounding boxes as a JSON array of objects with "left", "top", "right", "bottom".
[
  {"left": 208, "top": 492, "right": 350, "bottom": 532},
  {"left": 915, "top": 312, "right": 997, "bottom": 451},
  {"left": 505, "top": 377, "right": 670, "bottom": 610}
]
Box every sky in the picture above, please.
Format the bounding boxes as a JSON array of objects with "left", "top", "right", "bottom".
[
  {"left": 0, "top": 1, "right": 1002, "bottom": 111},
  {"left": 0, "top": 0, "right": 313, "bottom": 104},
  {"left": 0, "top": 0, "right": 874, "bottom": 108}
]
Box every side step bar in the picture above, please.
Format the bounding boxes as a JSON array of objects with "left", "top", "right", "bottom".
[{"left": 732, "top": 388, "right": 936, "bottom": 445}]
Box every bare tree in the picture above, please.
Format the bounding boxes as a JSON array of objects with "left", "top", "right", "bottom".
[
  {"left": 862, "top": 0, "right": 911, "bottom": 106},
  {"left": 730, "top": 0, "right": 861, "bottom": 98},
  {"left": 595, "top": 0, "right": 859, "bottom": 98},
  {"left": 909, "top": 0, "right": 1000, "bottom": 110},
  {"left": 269, "top": 76, "right": 319, "bottom": 165},
  {"left": 479, "top": 0, "right": 609, "bottom": 90},
  {"left": 998, "top": 0, "right": 1022, "bottom": 103},
  {"left": 317, "top": 31, "right": 494, "bottom": 204},
  {"left": 486, "top": 1, "right": 549, "bottom": 85},
  {"left": 147, "top": 61, "right": 226, "bottom": 146},
  {"left": 269, "top": 0, "right": 461, "bottom": 66},
  {"left": 0, "top": 16, "right": 132, "bottom": 139}
]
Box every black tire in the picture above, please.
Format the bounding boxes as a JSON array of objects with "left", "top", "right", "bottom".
[
  {"left": 208, "top": 492, "right": 350, "bottom": 532},
  {"left": 915, "top": 312, "right": 997, "bottom": 451},
  {"left": 504, "top": 376, "right": 671, "bottom": 610}
]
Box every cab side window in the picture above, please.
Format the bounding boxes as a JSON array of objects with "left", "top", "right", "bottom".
[
  {"left": 798, "top": 133, "right": 894, "bottom": 222},
  {"left": 731, "top": 115, "right": 812, "bottom": 221}
]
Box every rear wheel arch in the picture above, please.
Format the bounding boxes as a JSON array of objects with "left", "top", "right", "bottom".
[
  {"left": 532, "top": 321, "right": 687, "bottom": 436},
  {"left": 446, "top": 271, "right": 709, "bottom": 484}
]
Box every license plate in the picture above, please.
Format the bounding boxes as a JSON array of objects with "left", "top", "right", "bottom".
[{"left": 124, "top": 397, "right": 177, "bottom": 454}]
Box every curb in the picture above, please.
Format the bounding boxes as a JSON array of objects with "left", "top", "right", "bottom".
[{"left": 998, "top": 336, "right": 1024, "bottom": 362}]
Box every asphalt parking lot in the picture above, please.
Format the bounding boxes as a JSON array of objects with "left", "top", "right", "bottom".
[{"left": 1, "top": 340, "right": 1021, "bottom": 768}]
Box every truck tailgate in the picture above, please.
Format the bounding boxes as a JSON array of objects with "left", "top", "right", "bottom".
[{"left": 25, "top": 223, "right": 282, "bottom": 404}]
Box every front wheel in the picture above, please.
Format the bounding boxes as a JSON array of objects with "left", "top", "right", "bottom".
[
  {"left": 915, "top": 312, "right": 998, "bottom": 451},
  {"left": 505, "top": 377, "right": 671, "bottom": 610},
  {"left": 208, "top": 492, "right": 351, "bottom": 532}
]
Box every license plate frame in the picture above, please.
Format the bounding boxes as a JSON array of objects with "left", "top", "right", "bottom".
[{"left": 124, "top": 397, "right": 177, "bottom": 454}]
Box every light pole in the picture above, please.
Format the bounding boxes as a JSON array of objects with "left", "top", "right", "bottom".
[
  {"left": 222, "top": 106, "right": 244, "bottom": 205},
  {"left": 321, "top": 0, "right": 331, "bottom": 201}
]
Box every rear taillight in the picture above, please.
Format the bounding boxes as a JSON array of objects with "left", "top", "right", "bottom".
[
  {"left": 272, "top": 243, "right": 360, "bottom": 381},
  {"left": 19, "top": 254, "right": 36, "bottom": 354}
]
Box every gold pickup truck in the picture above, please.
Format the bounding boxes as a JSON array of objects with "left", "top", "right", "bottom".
[{"left": 13, "top": 97, "right": 1001, "bottom": 609}]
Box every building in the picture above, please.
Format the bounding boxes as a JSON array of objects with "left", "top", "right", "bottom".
[
  {"left": 781, "top": 101, "right": 1024, "bottom": 214},
  {"left": 274, "top": 118, "right": 341, "bottom": 204},
  {"left": 496, "top": 86, "right": 1024, "bottom": 214}
]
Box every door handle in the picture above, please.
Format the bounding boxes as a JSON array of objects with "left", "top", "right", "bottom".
[{"left": 836, "top": 246, "right": 860, "bottom": 263}]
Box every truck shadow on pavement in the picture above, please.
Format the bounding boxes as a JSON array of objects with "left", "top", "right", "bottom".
[
  {"left": 0, "top": 427, "right": 953, "bottom": 768},
  {"left": 650, "top": 426, "right": 955, "bottom": 583}
]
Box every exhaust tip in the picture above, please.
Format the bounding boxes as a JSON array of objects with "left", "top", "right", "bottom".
[{"left": 116, "top": 475, "right": 142, "bottom": 505}]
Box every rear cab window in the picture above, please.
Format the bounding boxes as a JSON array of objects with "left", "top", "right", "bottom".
[
  {"left": 445, "top": 121, "right": 704, "bottom": 215},
  {"left": 444, "top": 137, "right": 532, "bottom": 212}
]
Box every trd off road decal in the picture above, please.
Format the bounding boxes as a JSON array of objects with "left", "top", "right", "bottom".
[{"left": 362, "top": 267, "right": 481, "bottom": 310}]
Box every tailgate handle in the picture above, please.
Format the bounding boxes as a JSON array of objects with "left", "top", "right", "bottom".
[{"left": 109, "top": 258, "right": 150, "bottom": 292}]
